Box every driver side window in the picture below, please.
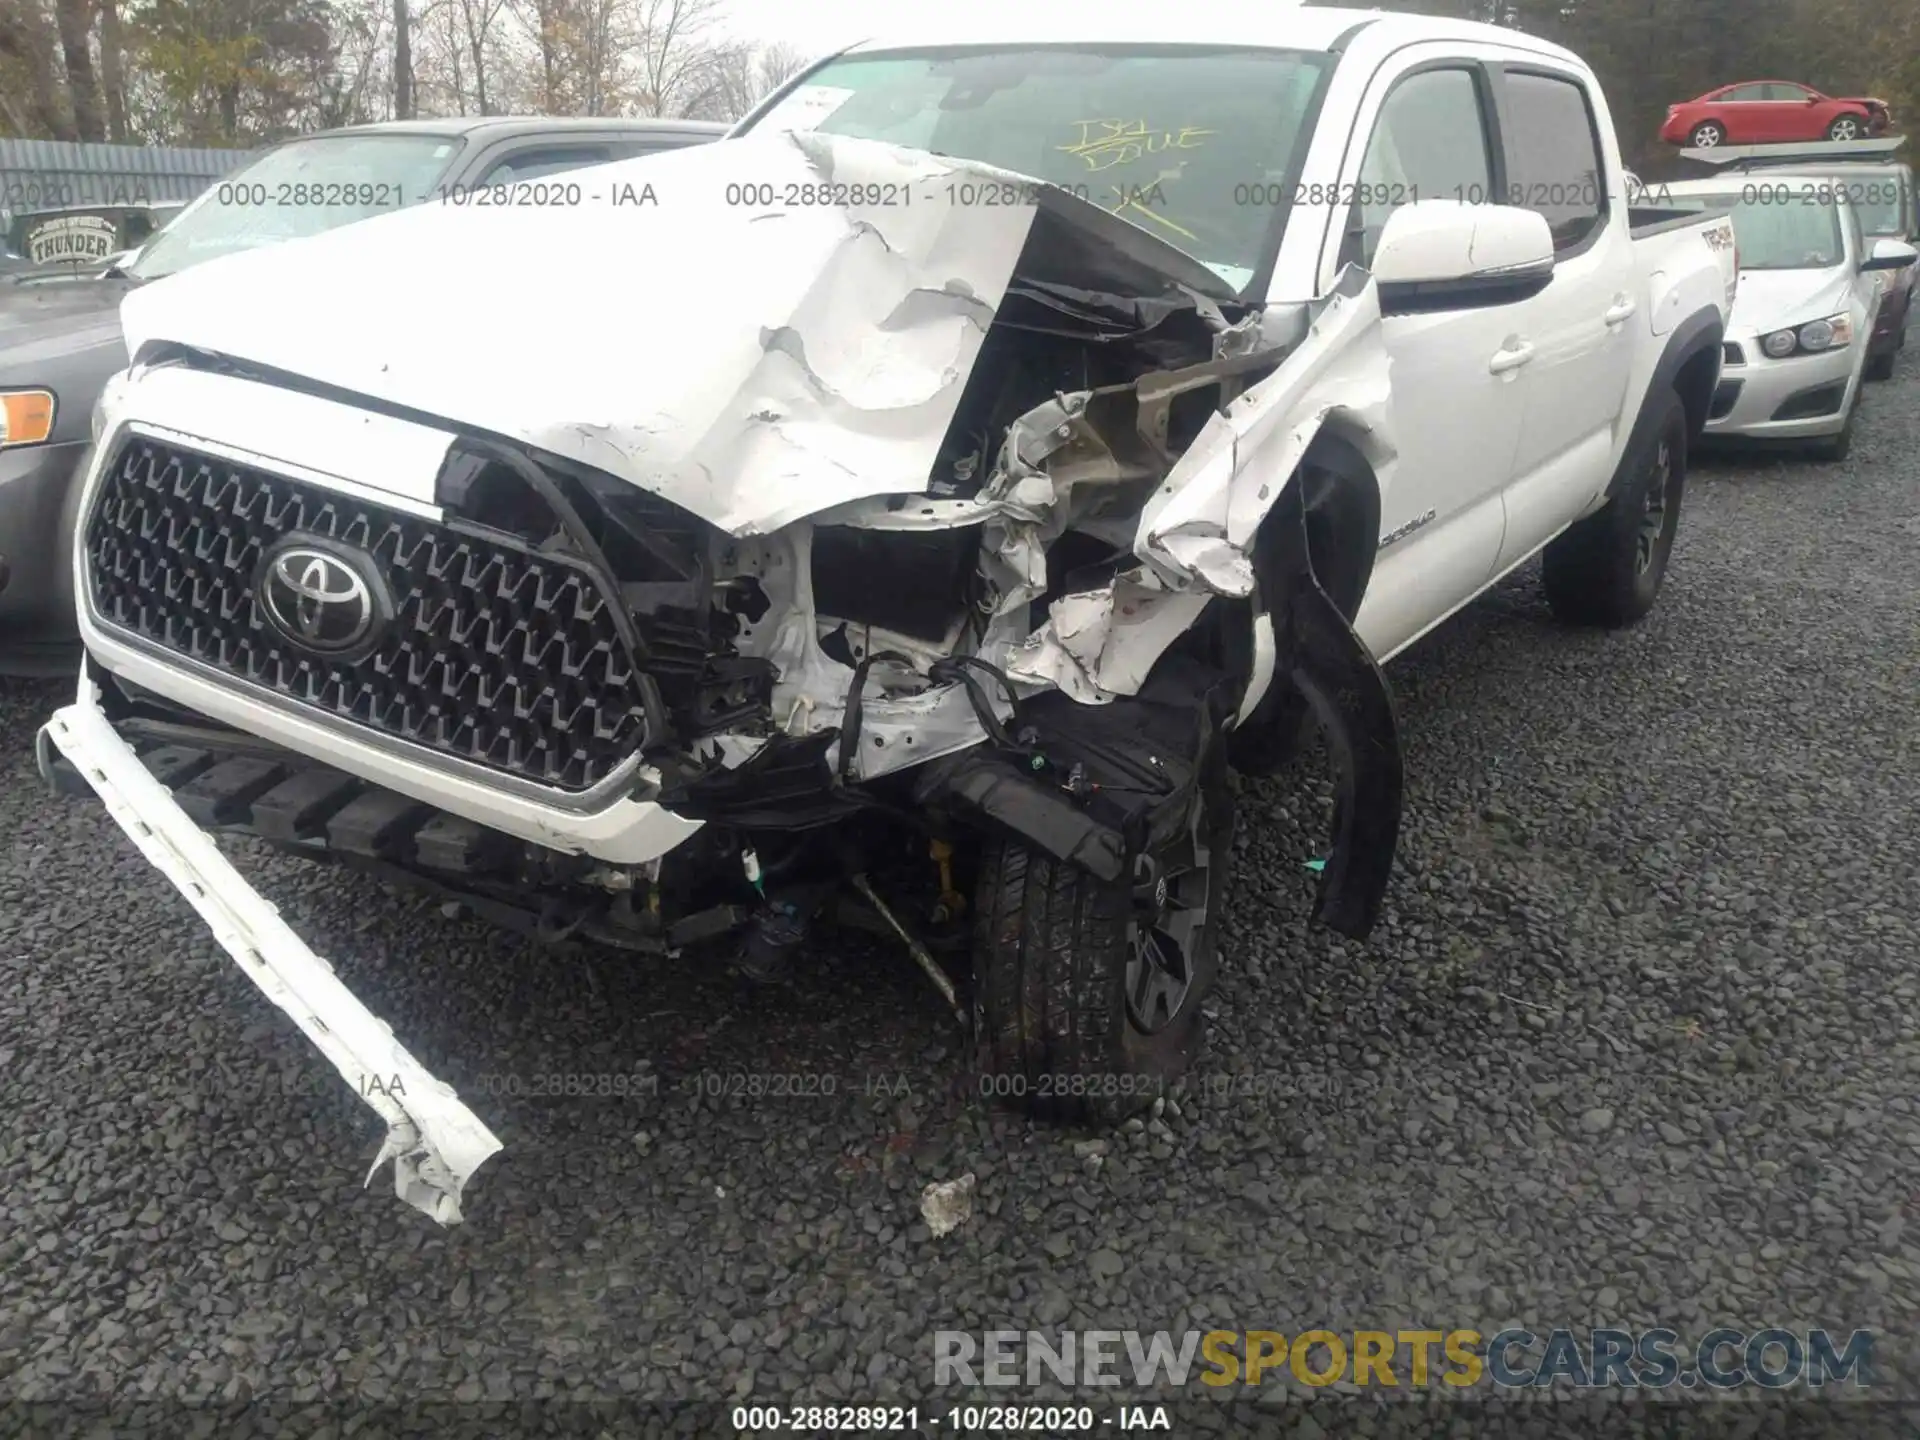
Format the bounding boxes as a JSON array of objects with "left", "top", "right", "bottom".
[{"left": 1340, "top": 67, "right": 1495, "bottom": 273}]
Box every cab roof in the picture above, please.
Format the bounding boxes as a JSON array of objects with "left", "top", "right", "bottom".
[
  {"left": 314, "top": 116, "right": 728, "bottom": 141},
  {"left": 839, "top": 7, "right": 1580, "bottom": 64}
]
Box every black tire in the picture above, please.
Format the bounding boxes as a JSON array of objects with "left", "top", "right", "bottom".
[
  {"left": 1542, "top": 385, "right": 1688, "bottom": 628},
  {"left": 970, "top": 769, "right": 1233, "bottom": 1125},
  {"left": 1864, "top": 348, "right": 1896, "bottom": 382},
  {"left": 1827, "top": 115, "right": 1863, "bottom": 141},
  {"left": 1806, "top": 401, "right": 1855, "bottom": 462},
  {"left": 1688, "top": 121, "right": 1726, "bottom": 148}
]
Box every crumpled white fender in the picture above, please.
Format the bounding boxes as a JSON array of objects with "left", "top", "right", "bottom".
[
  {"left": 1005, "top": 275, "right": 1397, "bottom": 700},
  {"left": 1135, "top": 276, "right": 1393, "bottom": 596}
]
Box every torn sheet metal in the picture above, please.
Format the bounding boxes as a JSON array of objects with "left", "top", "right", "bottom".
[
  {"left": 1137, "top": 273, "right": 1396, "bottom": 597},
  {"left": 718, "top": 525, "right": 1021, "bottom": 782},
  {"left": 1005, "top": 570, "right": 1211, "bottom": 703},
  {"left": 117, "top": 133, "right": 1232, "bottom": 539},
  {"left": 1003, "top": 275, "right": 1396, "bottom": 702},
  {"left": 44, "top": 695, "right": 502, "bottom": 1225}
]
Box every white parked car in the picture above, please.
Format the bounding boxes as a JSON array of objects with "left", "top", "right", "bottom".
[
  {"left": 41, "top": 7, "right": 1737, "bottom": 1222},
  {"left": 1660, "top": 175, "right": 1917, "bottom": 460}
]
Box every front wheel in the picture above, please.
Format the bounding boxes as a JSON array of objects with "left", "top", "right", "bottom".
[
  {"left": 1542, "top": 386, "right": 1688, "bottom": 628},
  {"left": 1688, "top": 121, "right": 1726, "bottom": 148},
  {"left": 1806, "top": 403, "right": 1855, "bottom": 462},
  {"left": 970, "top": 771, "right": 1233, "bottom": 1125},
  {"left": 1827, "top": 115, "right": 1863, "bottom": 141}
]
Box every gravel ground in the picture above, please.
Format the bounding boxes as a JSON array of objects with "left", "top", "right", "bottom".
[{"left": 3, "top": 357, "right": 1918, "bottom": 1435}]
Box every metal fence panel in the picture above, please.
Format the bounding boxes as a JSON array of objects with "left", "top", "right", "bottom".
[{"left": 0, "top": 138, "right": 255, "bottom": 228}]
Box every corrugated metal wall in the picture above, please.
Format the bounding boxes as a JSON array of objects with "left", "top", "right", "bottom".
[{"left": 0, "top": 139, "right": 254, "bottom": 227}]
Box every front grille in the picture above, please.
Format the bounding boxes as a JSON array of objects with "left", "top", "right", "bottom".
[
  {"left": 1723, "top": 341, "right": 1745, "bottom": 366},
  {"left": 83, "top": 436, "right": 651, "bottom": 792}
]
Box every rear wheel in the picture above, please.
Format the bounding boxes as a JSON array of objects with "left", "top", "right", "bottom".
[
  {"left": 1542, "top": 386, "right": 1687, "bottom": 628},
  {"left": 970, "top": 768, "right": 1232, "bottom": 1125},
  {"left": 1688, "top": 121, "right": 1726, "bottom": 148},
  {"left": 1827, "top": 115, "right": 1863, "bottom": 141}
]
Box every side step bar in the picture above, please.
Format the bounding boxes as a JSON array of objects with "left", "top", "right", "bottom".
[{"left": 39, "top": 698, "right": 503, "bottom": 1225}]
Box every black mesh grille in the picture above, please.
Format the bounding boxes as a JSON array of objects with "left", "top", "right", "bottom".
[
  {"left": 1723, "top": 341, "right": 1745, "bottom": 366},
  {"left": 83, "top": 436, "right": 650, "bottom": 792}
]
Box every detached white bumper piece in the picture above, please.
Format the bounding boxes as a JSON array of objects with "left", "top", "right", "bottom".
[{"left": 42, "top": 697, "right": 503, "bottom": 1225}]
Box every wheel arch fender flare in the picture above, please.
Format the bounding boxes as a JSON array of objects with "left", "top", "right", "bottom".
[
  {"left": 1610, "top": 307, "right": 1724, "bottom": 503},
  {"left": 1237, "top": 425, "right": 1402, "bottom": 941}
]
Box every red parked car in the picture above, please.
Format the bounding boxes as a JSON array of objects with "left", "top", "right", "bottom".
[{"left": 1661, "top": 81, "right": 1893, "bottom": 148}]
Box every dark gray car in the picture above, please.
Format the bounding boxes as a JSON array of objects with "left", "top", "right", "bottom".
[{"left": 0, "top": 115, "right": 724, "bottom": 675}]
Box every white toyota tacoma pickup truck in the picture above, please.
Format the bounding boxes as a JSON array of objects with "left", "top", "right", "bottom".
[{"left": 40, "top": 8, "right": 1737, "bottom": 1223}]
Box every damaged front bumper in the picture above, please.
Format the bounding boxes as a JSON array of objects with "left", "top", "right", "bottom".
[{"left": 39, "top": 686, "right": 502, "bottom": 1225}]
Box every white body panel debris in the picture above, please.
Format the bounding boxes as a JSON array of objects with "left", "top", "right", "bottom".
[
  {"left": 920, "top": 1172, "right": 978, "bottom": 1238},
  {"left": 44, "top": 692, "right": 502, "bottom": 1225}
]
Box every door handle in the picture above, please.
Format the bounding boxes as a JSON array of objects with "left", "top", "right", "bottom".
[
  {"left": 1604, "top": 295, "right": 1637, "bottom": 325},
  {"left": 1489, "top": 340, "right": 1536, "bottom": 375}
]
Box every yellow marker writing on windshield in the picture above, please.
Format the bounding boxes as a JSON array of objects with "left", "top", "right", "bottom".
[{"left": 1058, "top": 119, "right": 1216, "bottom": 171}]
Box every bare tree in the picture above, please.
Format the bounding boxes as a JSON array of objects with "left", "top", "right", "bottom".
[
  {"left": 309, "top": 0, "right": 384, "bottom": 126},
  {"left": 629, "top": 0, "right": 722, "bottom": 116},
  {"left": 0, "top": 0, "right": 76, "bottom": 138},
  {"left": 97, "top": 0, "right": 129, "bottom": 138},
  {"left": 52, "top": 0, "right": 104, "bottom": 139},
  {"left": 393, "top": 0, "right": 411, "bottom": 117},
  {"left": 679, "top": 37, "right": 813, "bottom": 122},
  {"left": 755, "top": 39, "right": 806, "bottom": 94},
  {"left": 454, "top": 0, "right": 506, "bottom": 113},
  {"left": 504, "top": 0, "right": 561, "bottom": 110}
]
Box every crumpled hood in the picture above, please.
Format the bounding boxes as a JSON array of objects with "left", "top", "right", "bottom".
[
  {"left": 1730, "top": 267, "right": 1854, "bottom": 336},
  {"left": 118, "top": 131, "right": 1236, "bottom": 535}
]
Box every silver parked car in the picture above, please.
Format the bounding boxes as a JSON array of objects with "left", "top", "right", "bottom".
[{"left": 1660, "top": 175, "right": 1916, "bottom": 461}]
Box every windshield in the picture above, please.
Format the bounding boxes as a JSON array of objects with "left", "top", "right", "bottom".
[
  {"left": 744, "top": 46, "right": 1330, "bottom": 291},
  {"left": 1668, "top": 191, "right": 1844, "bottom": 269},
  {"left": 127, "top": 133, "right": 464, "bottom": 281}
]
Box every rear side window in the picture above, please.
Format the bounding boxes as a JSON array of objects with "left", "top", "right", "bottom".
[
  {"left": 1721, "top": 84, "right": 1768, "bottom": 102},
  {"left": 1500, "top": 71, "right": 1606, "bottom": 252},
  {"left": 617, "top": 134, "right": 713, "bottom": 157},
  {"left": 478, "top": 146, "right": 612, "bottom": 185},
  {"left": 1345, "top": 67, "right": 1494, "bottom": 270}
]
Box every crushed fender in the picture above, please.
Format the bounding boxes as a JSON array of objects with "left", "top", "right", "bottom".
[{"left": 1004, "top": 270, "right": 1397, "bottom": 703}]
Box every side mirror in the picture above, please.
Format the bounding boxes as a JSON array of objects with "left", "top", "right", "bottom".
[
  {"left": 1373, "top": 200, "right": 1556, "bottom": 315},
  {"left": 1862, "top": 237, "right": 1919, "bottom": 272}
]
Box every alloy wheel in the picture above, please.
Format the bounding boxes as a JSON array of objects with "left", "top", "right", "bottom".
[{"left": 1635, "top": 437, "right": 1673, "bottom": 576}]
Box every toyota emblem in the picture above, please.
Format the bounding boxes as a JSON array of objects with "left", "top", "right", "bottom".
[{"left": 257, "top": 543, "right": 381, "bottom": 654}]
